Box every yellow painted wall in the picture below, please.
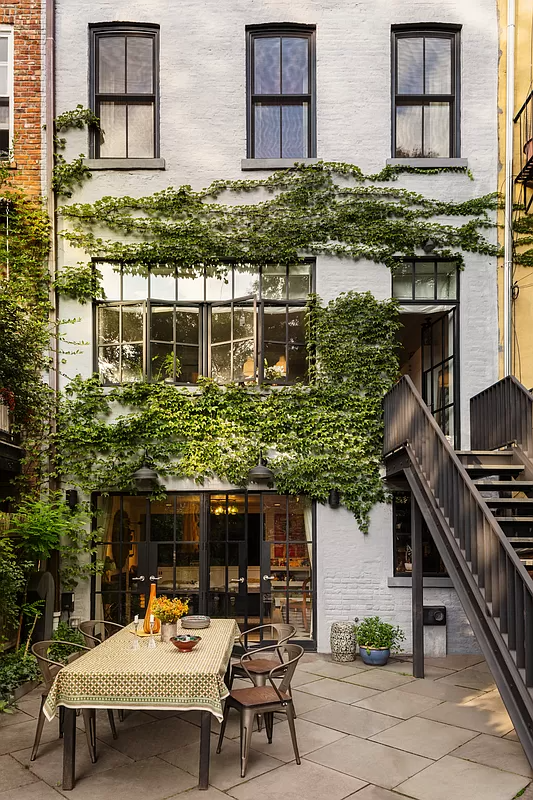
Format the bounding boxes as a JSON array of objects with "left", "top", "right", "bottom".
[{"left": 499, "top": 0, "right": 533, "bottom": 388}]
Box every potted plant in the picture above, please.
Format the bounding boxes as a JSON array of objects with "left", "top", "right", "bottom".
[
  {"left": 355, "top": 616, "right": 405, "bottom": 666},
  {"left": 151, "top": 597, "right": 189, "bottom": 643}
]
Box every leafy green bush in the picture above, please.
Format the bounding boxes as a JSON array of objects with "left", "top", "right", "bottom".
[
  {"left": 47, "top": 622, "right": 86, "bottom": 664},
  {"left": 0, "top": 650, "right": 40, "bottom": 704},
  {"left": 355, "top": 616, "right": 405, "bottom": 654}
]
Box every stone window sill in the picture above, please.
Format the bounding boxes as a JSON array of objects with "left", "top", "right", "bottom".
[
  {"left": 83, "top": 158, "right": 166, "bottom": 170},
  {"left": 387, "top": 576, "right": 454, "bottom": 588},
  {"left": 241, "top": 158, "right": 319, "bottom": 171},
  {"left": 386, "top": 158, "right": 468, "bottom": 169}
]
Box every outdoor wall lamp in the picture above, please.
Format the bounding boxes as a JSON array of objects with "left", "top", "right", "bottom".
[
  {"left": 132, "top": 456, "right": 159, "bottom": 493},
  {"left": 247, "top": 452, "right": 274, "bottom": 484},
  {"left": 328, "top": 489, "right": 340, "bottom": 508}
]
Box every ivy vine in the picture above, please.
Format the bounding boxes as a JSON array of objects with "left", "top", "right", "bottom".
[
  {"left": 58, "top": 292, "right": 399, "bottom": 532},
  {"left": 52, "top": 105, "right": 100, "bottom": 198}
]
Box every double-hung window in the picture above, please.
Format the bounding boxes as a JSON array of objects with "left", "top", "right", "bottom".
[
  {"left": 247, "top": 24, "right": 316, "bottom": 159},
  {"left": 392, "top": 25, "right": 460, "bottom": 158},
  {"left": 95, "top": 263, "right": 313, "bottom": 385},
  {"left": 0, "top": 28, "right": 13, "bottom": 159},
  {"left": 90, "top": 24, "right": 159, "bottom": 159}
]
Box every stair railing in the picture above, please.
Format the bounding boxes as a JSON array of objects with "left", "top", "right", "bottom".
[
  {"left": 470, "top": 375, "right": 533, "bottom": 455},
  {"left": 384, "top": 375, "right": 533, "bottom": 693}
]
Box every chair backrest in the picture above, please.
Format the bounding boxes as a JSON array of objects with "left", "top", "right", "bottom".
[
  {"left": 79, "top": 620, "right": 123, "bottom": 649},
  {"left": 268, "top": 643, "right": 304, "bottom": 697},
  {"left": 239, "top": 623, "right": 296, "bottom": 650},
  {"left": 31, "top": 640, "right": 90, "bottom": 693}
]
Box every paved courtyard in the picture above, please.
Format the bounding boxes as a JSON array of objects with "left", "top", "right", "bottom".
[{"left": 1, "top": 652, "right": 532, "bottom": 800}]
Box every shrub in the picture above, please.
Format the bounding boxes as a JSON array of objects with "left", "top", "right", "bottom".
[
  {"left": 47, "top": 622, "right": 86, "bottom": 664},
  {"left": 355, "top": 616, "right": 405, "bottom": 654}
]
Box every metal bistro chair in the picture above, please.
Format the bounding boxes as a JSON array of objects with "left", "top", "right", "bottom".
[
  {"left": 30, "top": 640, "right": 116, "bottom": 764},
  {"left": 79, "top": 620, "right": 125, "bottom": 723},
  {"left": 229, "top": 624, "right": 296, "bottom": 689},
  {"left": 217, "top": 643, "right": 304, "bottom": 778}
]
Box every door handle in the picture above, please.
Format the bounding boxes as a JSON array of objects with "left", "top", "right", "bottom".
[
  {"left": 149, "top": 575, "right": 162, "bottom": 581},
  {"left": 131, "top": 576, "right": 145, "bottom": 582},
  {"left": 263, "top": 575, "right": 275, "bottom": 581}
]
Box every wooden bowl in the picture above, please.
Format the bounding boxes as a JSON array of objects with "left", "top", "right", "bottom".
[{"left": 170, "top": 635, "right": 201, "bottom": 652}]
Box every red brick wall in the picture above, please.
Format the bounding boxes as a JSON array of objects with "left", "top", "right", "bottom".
[{"left": 1, "top": 1, "right": 43, "bottom": 196}]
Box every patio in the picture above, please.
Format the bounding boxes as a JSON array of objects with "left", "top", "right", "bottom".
[{"left": 1, "top": 652, "right": 531, "bottom": 800}]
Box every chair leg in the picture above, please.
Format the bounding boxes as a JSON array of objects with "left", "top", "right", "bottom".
[
  {"left": 240, "top": 708, "right": 255, "bottom": 779},
  {"left": 118, "top": 709, "right": 125, "bottom": 723},
  {"left": 30, "top": 696, "right": 47, "bottom": 762},
  {"left": 216, "top": 702, "right": 230, "bottom": 754},
  {"left": 286, "top": 703, "right": 300, "bottom": 765},
  {"left": 82, "top": 709, "right": 97, "bottom": 763},
  {"left": 107, "top": 709, "right": 118, "bottom": 739},
  {"left": 229, "top": 667, "right": 235, "bottom": 690},
  {"left": 264, "top": 712, "right": 274, "bottom": 744},
  {"left": 255, "top": 674, "right": 267, "bottom": 732}
]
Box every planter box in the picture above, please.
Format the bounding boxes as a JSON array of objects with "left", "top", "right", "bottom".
[{"left": 12, "top": 680, "right": 40, "bottom": 701}]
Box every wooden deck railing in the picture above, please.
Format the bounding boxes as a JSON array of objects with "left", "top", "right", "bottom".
[
  {"left": 384, "top": 375, "right": 533, "bottom": 760},
  {"left": 470, "top": 375, "right": 533, "bottom": 456}
]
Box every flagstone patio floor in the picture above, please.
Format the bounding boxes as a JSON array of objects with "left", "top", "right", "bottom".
[{"left": 1, "top": 652, "right": 532, "bottom": 800}]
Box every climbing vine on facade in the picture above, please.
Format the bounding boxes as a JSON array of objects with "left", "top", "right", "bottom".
[{"left": 59, "top": 292, "right": 399, "bottom": 532}]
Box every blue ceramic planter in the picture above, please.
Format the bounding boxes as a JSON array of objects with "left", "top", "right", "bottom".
[{"left": 359, "top": 645, "right": 390, "bottom": 666}]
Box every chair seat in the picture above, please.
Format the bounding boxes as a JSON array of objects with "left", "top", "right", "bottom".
[
  {"left": 230, "top": 686, "right": 291, "bottom": 707},
  {"left": 234, "top": 658, "right": 279, "bottom": 674}
]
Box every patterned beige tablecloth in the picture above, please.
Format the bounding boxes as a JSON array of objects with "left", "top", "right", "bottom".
[{"left": 44, "top": 618, "right": 239, "bottom": 722}]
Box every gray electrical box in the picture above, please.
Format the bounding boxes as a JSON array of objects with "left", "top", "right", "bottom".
[{"left": 423, "top": 606, "right": 446, "bottom": 626}]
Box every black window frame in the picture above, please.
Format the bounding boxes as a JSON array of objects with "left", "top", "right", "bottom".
[
  {"left": 94, "top": 261, "right": 315, "bottom": 386},
  {"left": 393, "top": 491, "right": 448, "bottom": 577},
  {"left": 392, "top": 258, "right": 459, "bottom": 303},
  {"left": 89, "top": 22, "right": 160, "bottom": 159},
  {"left": 391, "top": 23, "right": 461, "bottom": 159},
  {"left": 246, "top": 23, "right": 316, "bottom": 159}
]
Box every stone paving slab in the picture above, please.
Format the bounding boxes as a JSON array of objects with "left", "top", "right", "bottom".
[
  {"left": 420, "top": 690, "right": 514, "bottom": 736},
  {"left": 13, "top": 737, "right": 132, "bottom": 786},
  {"left": 298, "top": 677, "right": 380, "bottom": 704},
  {"left": 249, "top": 718, "right": 347, "bottom": 762},
  {"left": 423, "top": 655, "right": 486, "bottom": 670},
  {"left": 160, "top": 733, "right": 282, "bottom": 791},
  {"left": 301, "top": 700, "right": 401, "bottom": 737},
  {"left": 226, "top": 759, "right": 367, "bottom": 800},
  {"left": 436, "top": 666, "right": 497, "bottom": 692},
  {"left": 0, "top": 717, "right": 60, "bottom": 755},
  {"left": 97, "top": 715, "right": 200, "bottom": 760},
  {"left": 298, "top": 660, "right": 366, "bottom": 680},
  {"left": 397, "top": 677, "right": 482, "bottom": 704},
  {"left": 451, "top": 733, "right": 533, "bottom": 777},
  {"left": 369, "top": 716, "right": 479, "bottom": 759},
  {"left": 0, "top": 781, "right": 62, "bottom": 800},
  {"left": 354, "top": 688, "right": 444, "bottom": 719},
  {"left": 379, "top": 661, "right": 455, "bottom": 679},
  {"left": 305, "top": 734, "right": 433, "bottom": 789},
  {"left": 342, "top": 669, "right": 415, "bottom": 691},
  {"left": 0, "top": 754, "right": 39, "bottom": 793},
  {"left": 56, "top": 756, "right": 197, "bottom": 800},
  {"left": 395, "top": 754, "right": 529, "bottom": 800}
]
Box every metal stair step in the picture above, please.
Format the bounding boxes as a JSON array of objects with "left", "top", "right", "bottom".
[
  {"left": 485, "top": 498, "right": 533, "bottom": 506},
  {"left": 456, "top": 450, "right": 515, "bottom": 456},
  {"left": 500, "top": 537, "right": 533, "bottom": 543},
  {"left": 495, "top": 516, "right": 533, "bottom": 523}
]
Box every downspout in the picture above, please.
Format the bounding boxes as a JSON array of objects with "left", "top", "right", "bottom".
[
  {"left": 45, "top": 0, "right": 60, "bottom": 606},
  {"left": 503, "top": 0, "right": 516, "bottom": 376}
]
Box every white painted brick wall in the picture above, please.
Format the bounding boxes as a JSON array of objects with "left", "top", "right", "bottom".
[{"left": 56, "top": 0, "right": 499, "bottom": 651}]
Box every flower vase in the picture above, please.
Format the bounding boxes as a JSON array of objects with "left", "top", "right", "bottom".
[
  {"left": 160, "top": 622, "right": 177, "bottom": 643},
  {"left": 143, "top": 583, "right": 161, "bottom": 634}
]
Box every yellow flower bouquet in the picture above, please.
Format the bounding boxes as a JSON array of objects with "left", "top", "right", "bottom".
[{"left": 152, "top": 596, "right": 189, "bottom": 624}]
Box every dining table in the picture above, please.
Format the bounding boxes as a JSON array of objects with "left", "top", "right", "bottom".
[{"left": 43, "top": 618, "right": 239, "bottom": 791}]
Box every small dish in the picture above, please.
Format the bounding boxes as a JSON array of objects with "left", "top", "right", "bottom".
[{"left": 170, "top": 635, "right": 201, "bottom": 652}]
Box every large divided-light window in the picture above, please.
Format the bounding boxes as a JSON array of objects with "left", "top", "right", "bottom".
[
  {"left": 247, "top": 24, "right": 316, "bottom": 159},
  {"left": 392, "top": 25, "right": 460, "bottom": 158},
  {"left": 0, "top": 29, "right": 13, "bottom": 159},
  {"left": 95, "top": 263, "right": 312, "bottom": 385},
  {"left": 90, "top": 24, "right": 159, "bottom": 158}
]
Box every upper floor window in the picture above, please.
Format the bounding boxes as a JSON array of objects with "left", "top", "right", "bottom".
[
  {"left": 95, "top": 263, "right": 313, "bottom": 385},
  {"left": 246, "top": 24, "right": 316, "bottom": 159},
  {"left": 0, "top": 29, "right": 13, "bottom": 159},
  {"left": 393, "top": 260, "right": 458, "bottom": 301},
  {"left": 392, "top": 26, "right": 460, "bottom": 158},
  {"left": 90, "top": 24, "right": 159, "bottom": 158}
]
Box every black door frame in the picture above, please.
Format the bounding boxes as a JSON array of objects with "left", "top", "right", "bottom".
[{"left": 91, "top": 490, "right": 317, "bottom": 649}]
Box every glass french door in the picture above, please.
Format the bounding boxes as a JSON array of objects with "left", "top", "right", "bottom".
[
  {"left": 94, "top": 492, "right": 315, "bottom": 646},
  {"left": 421, "top": 308, "right": 457, "bottom": 444}
]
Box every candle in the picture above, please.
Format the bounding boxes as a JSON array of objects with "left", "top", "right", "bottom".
[
  {"left": 134, "top": 615, "right": 139, "bottom": 624},
  {"left": 150, "top": 614, "right": 154, "bottom": 624}
]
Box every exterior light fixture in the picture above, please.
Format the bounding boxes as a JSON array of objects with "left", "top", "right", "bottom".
[
  {"left": 132, "top": 458, "right": 159, "bottom": 493},
  {"left": 328, "top": 489, "right": 340, "bottom": 508},
  {"left": 422, "top": 238, "right": 436, "bottom": 254},
  {"left": 248, "top": 453, "right": 274, "bottom": 484}
]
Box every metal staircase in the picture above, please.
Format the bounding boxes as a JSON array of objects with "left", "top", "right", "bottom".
[{"left": 383, "top": 375, "right": 533, "bottom": 767}]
